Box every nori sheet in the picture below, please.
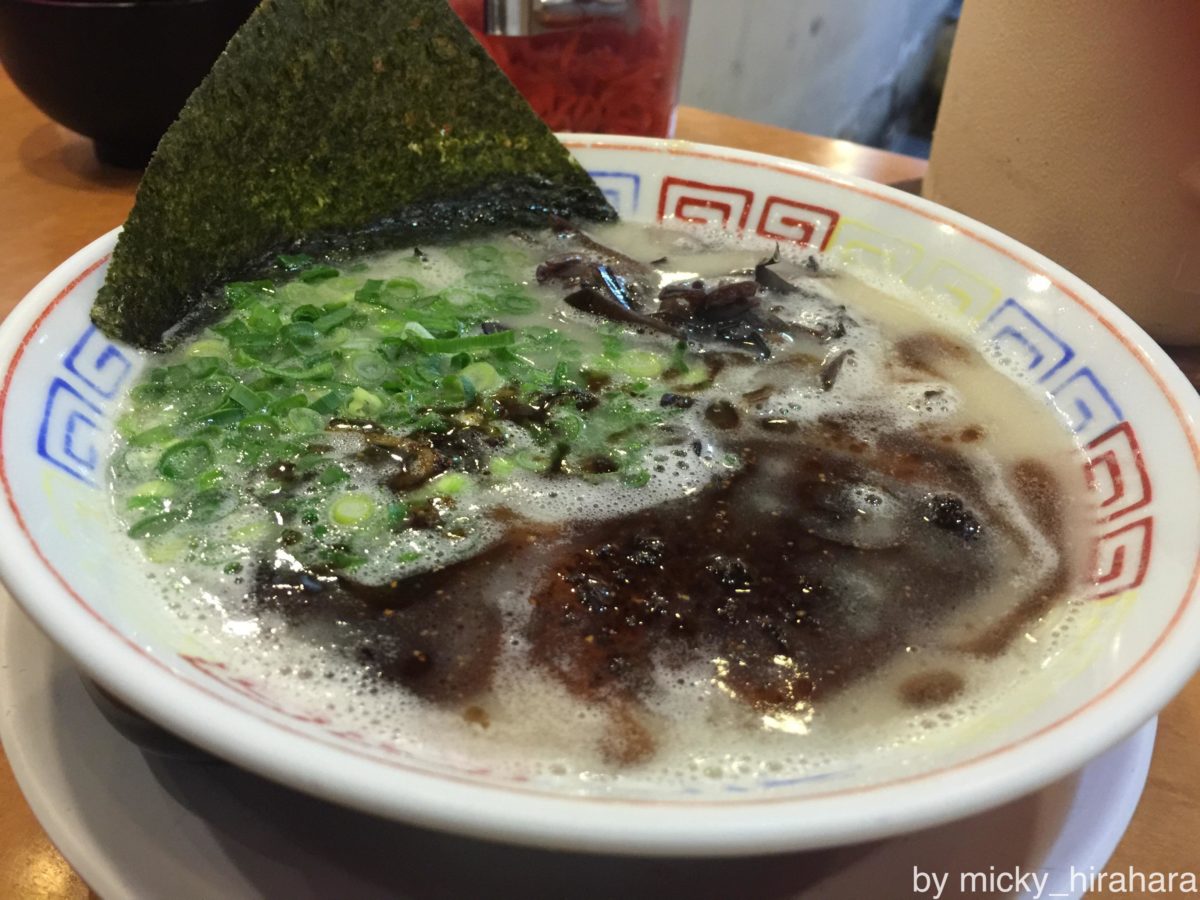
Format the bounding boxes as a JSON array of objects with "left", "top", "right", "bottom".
[{"left": 92, "top": 0, "right": 616, "bottom": 349}]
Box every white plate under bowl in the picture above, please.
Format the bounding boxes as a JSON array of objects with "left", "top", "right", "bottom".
[
  {"left": 0, "top": 597, "right": 1156, "bottom": 900},
  {"left": 0, "top": 136, "right": 1196, "bottom": 854}
]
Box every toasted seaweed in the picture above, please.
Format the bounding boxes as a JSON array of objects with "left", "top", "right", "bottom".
[{"left": 92, "top": 0, "right": 616, "bottom": 349}]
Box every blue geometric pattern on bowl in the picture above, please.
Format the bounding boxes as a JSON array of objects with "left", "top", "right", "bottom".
[
  {"left": 984, "top": 297, "right": 1076, "bottom": 384},
  {"left": 982, "top": 297, "right": 1123, "bottom": 444},
  {"left": 64, "top": 323, "right": 132, "bottom": 399},
  {"left": 37, "top": 324, "right": 130, "bottom": 487},
  {"left": 587, "top": 170, "right": 640, "bottom": 216}
]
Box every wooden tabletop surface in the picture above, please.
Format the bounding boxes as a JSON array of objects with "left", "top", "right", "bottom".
[{"left": 1, "top": 70, "right": 1197, "bottom": 897}]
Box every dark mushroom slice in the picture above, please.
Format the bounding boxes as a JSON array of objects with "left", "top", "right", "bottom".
[
  {"left": 755, "top": 247, "right": 801, "bottom": 295},
  {"left": 820, "top": 348, "right": 855, "bottom": 391},
  {"left": 656, "top": 278, "right": 784, "bottom": 359},
  {"left": 549, "top": 218, "right": 660, "bottom": 295},
  {"left": 563, "top": 286, "right": 682, "bottom": 338}
]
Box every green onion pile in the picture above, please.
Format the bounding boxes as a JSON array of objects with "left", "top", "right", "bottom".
[{"left": 111, "top": 238, "right": 705, "bottom": 574}]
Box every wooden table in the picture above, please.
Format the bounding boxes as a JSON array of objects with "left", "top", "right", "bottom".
[{"left": 1, "top": 70, "right": 1196, "bottom": 896}]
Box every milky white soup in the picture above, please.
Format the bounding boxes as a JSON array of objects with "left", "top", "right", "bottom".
[{"left": 108, "top": 222, "right": 1094, "bottom": 783}]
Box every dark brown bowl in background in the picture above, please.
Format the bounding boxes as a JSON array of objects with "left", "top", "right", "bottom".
[{"left": 0, "top": 0, "right": 259, "bottom": 168}]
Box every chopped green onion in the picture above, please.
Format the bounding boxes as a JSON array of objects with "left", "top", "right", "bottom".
[
  {"left": 229, "top": 384, "right": 266, "bottom": 411},
  {"left": 667, "top": 340, "right": 689, "bottom": 373},
  {"left": 318, "top": 465, "right": 349, "bottom": 486},
  {"left": 489, "top": 457, "right": 515, "bottom": 478},
  {"left": 321, "top": 548, "right": 367, "bottom": 570},
  {"left": 247, "top": 304, "right": 282, "bottom": 333},
  {"left": 616, "top": 350, "right": 665, "bottom": 379},
  {"left": 129, "top": 479, "right": 176, "bottom": 500},
  {"left": 278, "top": 253, "right": 314, "bottom": 272},
  {"left": 459, "top": 361, "right": 502, "bottom": 394},
  {"left": 348, "top": 351, "right": 389, "bottom": 383},
  {"left": 354, "top": 279, "right": 386, "bottom": 306},
  {"left": 238, "top": 414, "right": 280, "bottom": 437},
  {"left": 291, "top": 304, "right": 322, "bottom": 322},
  {"left": 157, "top": 439, "right": 213, "bottom": 481},
  {"left": 551, "top": 360, "right": 572, "bottom": 387},
  {"left": 430, "top": 472, "right": 469, "bottom": 495},
  {"left": 294, "top": 452, "right": 329, "bottom": 475},
  {"left": 601, "top": 334, "right": 626, "bottom": 359},
  {"left": 386, "top": 501, "right": 410, "bottom": 528},
  {"left": 268, "top": 393, "right": 309, "bottom": 415},
  {"left": 512, "top": 450, "right": 545, "bottom": 471},
  {"left": 126, "top": 495, "right": 169, "bottom": 512},
  {"left": 309, "top": 388, "right": 347, "bottom": 414},
  {"left": 345, "top": 387, "right": 384, "bottom": 417},
  {"left": 412, "top": 330, "right": 516, "bottom": 354},
  {"left": 623, "top": 468, "right": 651, "bottom": 488},
  {"left": 185, "top": 357, "right": 220, "bottom": 380},
  {"left": 443, "top": 287, "right": 476, "bottom": 306},
  {"left": 673, "top": 358, "right": 711, "bottom": 387},
  {"left": 299, "top": 264, "right": 340, "bottom": 283},
  {"left": 259, "top": 360, "right": 335, "bottom": 380},
  {"left": 400, "top": 321, "right": 435, "bottom": 340},
  {"left": 313, "top": 306, "right": 355, "bottom": 333},
  {"left": 330, "top": 492, "right": 376, "bottom": 526},
  {"left": 186, "top": 488, "right": 236, "bottom": 524},
  {"left": 129, "top": 424, "right": 176, "bottom": 448},
  {"left": 186, "top": 338, "right": 228, "bottom": 359},
  {"left": 144, "top": 534, "right": 188, "bottom": 563},
  {"left": 552, "top": 410, "right": 584, "bottom": 441},
  {"left": 199, "top": 407, "right": 246, "bottom": 428},
  {"left": 467, "top": 244, "right": 503, "bottom": 265},
  {"left": 195, "top": 468, "right": 225, "bottom": 489},
  {"left": 126, "top": 478, "right": 176, "bottom": 510},
  {"left": 226, "top": 280, "right": 274, "bottom": 307},
  {"left": 465, "top": 272, "right": 514, "bottom": 292},
  {"left": 285, "top": 407, "right": 325, "bottom": 434},
  {"left": 211, "top": 318, "right": 250, "bottom": 341},
  {"left": 128, "top": 510, "right": 186, "bottom": 539},
  {"left": 385, "top": 277, "right": 423, "bottom": 300},
  {"left": 229, "top": 521, "right": 278, "bottom": 543},
  {"left": 282, "top": 321, "right": 319, "bottom": 349},
  {"left": 492, "top": 292, "right": 536, "bottom": 314},
  {"left": 445, "top": 373, "right": 477, "bottom": 407}
]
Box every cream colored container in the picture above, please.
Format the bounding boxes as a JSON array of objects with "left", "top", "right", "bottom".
[{"left": 925, "top": 0, "right": 1200, "bottom": 343}]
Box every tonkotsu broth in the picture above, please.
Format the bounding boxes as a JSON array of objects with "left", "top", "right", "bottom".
[{"left": 108, "top": 222, "right": 1095, "bottom": 782}]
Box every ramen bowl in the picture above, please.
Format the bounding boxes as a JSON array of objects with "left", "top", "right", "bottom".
[{"left": 0, "top": 138, "right": 1197, "bottom": 856}]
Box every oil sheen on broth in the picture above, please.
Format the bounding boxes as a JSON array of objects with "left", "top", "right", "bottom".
[{"left": 109, "top": 222, "right": 1094, "bottom": 782}]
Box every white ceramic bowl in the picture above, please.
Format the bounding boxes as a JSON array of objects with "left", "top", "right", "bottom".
[{"left": 1, "top": 137, "right": 1198, "bottom": 856}]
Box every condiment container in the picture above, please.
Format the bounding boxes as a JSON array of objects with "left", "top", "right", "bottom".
[{"left": 450, "top": 0, "right": 690, "bottom": 137}]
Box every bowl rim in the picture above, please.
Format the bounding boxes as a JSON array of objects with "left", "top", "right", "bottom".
[{"left": 1, "top": 135, "right": 1198, "bottom": 856}]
